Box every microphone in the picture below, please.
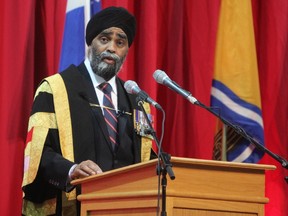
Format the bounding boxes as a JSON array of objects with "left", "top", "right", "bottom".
[
  {"left": 153, "top": 69, "right": 199, "bottom": 105},
  {"left": 124, "top": 80, "right": 162, "bottom": 110}
]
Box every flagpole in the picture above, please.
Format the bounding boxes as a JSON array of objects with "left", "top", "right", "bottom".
[
  {"left": 84, "top": 0, "right": 91, "bottom": 57},
  {"left": 221, "top": 124, "right": 227, "bottom": 161}
]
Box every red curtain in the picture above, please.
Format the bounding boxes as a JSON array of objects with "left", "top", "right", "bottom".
[
  {"left": 0, "top": 0, "right": 287, "bottom": 215},
  {"left": 0, "top": 0, "right": 66, "bottom": 215},
  {"left": 252, "top": 0, "right": 288, "bottom": 215},
  {"left": 0, "top": 1, "right": 35, "bottom": 215}
]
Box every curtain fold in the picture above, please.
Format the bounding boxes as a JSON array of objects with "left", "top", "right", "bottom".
[
  {"left": 252, "top": 0, "right": 288, "bottom": 215},
  {"left": 0, "top": 1, "right": 36, "bottom": 215},
  {"left": 0, "top": 0, "right": 287, "bottom": 215}
]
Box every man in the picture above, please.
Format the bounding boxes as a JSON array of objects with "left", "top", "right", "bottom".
[{"left": 22, "top": 7, "right": 155, "bottom": 215}]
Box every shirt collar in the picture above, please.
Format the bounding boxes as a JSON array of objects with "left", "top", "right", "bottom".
[{"left": 84, "top": 58, "right": 117, "bottom": 94}]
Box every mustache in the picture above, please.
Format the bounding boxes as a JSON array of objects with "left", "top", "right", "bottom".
[{"left": 99, "top": 51, "right": 121, "bottom": 62}]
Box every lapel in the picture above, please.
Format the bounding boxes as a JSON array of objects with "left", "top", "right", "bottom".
[{"left": 116, "top": 78, "right": 129, "bottom": 139}]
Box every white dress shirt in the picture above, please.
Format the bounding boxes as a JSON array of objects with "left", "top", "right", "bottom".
[{"left": 84, "top": 58, "right": 118, "bottom": 113}]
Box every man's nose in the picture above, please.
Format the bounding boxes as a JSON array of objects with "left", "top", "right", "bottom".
[{"left": 106, "top": 41, "right": 117, "bottom": 53}]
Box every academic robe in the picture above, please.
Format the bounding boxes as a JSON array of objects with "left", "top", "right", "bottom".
[{"left": 22, "top": 62, "right": 154, "bottom": 215}]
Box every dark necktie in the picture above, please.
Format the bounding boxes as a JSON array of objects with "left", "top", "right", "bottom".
[{"left": 99, "top": 83, "right": 118, "bottom": 150}]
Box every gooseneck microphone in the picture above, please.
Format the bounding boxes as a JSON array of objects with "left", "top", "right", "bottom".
[
  {"left": 153, "top": 69, "right": 199, "bottom": 105},
  {"left": 124, "top": 80, "right": 162, "bottom": 110}
]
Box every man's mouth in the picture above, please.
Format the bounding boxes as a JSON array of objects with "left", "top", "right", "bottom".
[{"left": 102, "top": 56, "right": 115, "bottom": 65}]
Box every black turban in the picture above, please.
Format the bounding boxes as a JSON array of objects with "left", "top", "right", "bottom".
[{"left": 86, "top": 7, "right": 136, "bottom": 47}]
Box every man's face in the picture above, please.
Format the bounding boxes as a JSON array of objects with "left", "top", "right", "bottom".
[{"left": 88, "top": 27, "right": 129, "bottom": 81}]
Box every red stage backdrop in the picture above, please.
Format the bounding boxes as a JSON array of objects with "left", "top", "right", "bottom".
[{"left": 0, "top": 0, "right": 287, "bottom": 215}]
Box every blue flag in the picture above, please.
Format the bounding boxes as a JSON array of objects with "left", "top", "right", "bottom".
[{"left": 59, "top": 0, "right": 101, "bottom": 71}]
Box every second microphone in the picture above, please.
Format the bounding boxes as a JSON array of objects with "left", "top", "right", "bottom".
[{"left": 124, "top": 80, "right": 162, "bottom": 110}]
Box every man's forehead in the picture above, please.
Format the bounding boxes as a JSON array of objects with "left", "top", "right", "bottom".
[{"left": 100, "top": 27, "right": 127, "bottom": 36}]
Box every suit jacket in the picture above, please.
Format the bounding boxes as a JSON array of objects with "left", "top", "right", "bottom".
[
  {"left": 61, "top": 62, "right": 143, "bottom": 170},
  {"left": 22, "top": 62, "right": 153, "bottom": 215}
]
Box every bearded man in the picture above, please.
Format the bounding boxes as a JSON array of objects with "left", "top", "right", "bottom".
[{"left": 22, "top": 7, "right": 155, "bottom": 216}]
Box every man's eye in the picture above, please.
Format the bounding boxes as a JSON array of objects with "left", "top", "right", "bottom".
[
  {"left": 117, "top": 40, "right": 125, "bottom": 46},
  {"left": 100, "top": 37, "right": 108, "bottom": 43}
]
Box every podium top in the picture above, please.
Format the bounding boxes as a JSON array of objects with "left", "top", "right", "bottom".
[{"left": 72, "top": 156, "right": 275, "bottom": 186}]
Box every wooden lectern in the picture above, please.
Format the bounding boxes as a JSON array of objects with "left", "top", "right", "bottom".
[{"left": 72, "top": 157, "right": 275, "bottom": 216}]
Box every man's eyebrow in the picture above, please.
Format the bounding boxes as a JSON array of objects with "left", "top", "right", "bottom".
[{"left": 117, "top": 33, "right": 127, "bottom": 40}]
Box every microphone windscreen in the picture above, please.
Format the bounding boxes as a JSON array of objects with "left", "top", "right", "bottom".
[
  {"left": 153, "top": 69, "right": 169, "bottom": 84},
  {"left": 124, "top": 80, "right": 139, "bottom": 94}
]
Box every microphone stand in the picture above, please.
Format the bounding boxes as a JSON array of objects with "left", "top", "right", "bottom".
[
  {"left": 136, "top": 97, "right": 175, "bottom": 216},
  {"left": 194, "top": 100, "right": 288, "bottom": 182}
]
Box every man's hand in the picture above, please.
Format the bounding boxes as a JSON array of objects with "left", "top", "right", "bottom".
[{"left": 70, "top": 160, "right": 103, "bottom": 180}]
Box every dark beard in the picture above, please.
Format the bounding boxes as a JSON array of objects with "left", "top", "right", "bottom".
[{"left": 89, "top": 47, "right": 125, "bottom": 81}]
